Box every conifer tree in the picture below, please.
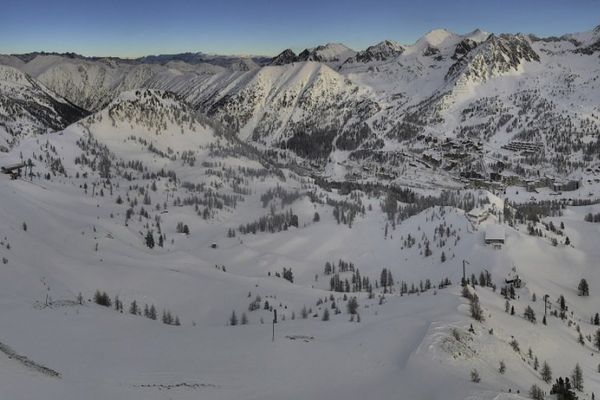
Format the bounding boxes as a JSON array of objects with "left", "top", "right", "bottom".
[
  {"left": 529, "top": 384, "right": 544, "bottom": 400},
  {"left": 578, "top": 279, "right": 590, "bottom": 296},
  {"left": 594, "top": 329, "right": 600, "bottom": 351},
  {"left": 322, "top": 308, "right": 330, "bottom": 321},
  {"left": 347, "top": 297, "right": 359, "bottom": 315},
  {"left": 129, "top": 300, "right": 139, "bottom": 315},
  {"left": 571, "top": 363, "right": 583, "bottom": 391},
  {"left": 229, "top": 310, "right": 238, "bottom": 326},
  {"left": 145, "top": 230, "right": 155, "bottom": 248},
  {"left": 499, "top": 360, "right": 506, "bottom": 374},
  {"left": 470, "top": 369, "right": 480, "bottom": 383},
  {"left": 541, "top": 361, "right": 552, "bottom": 383},
  {"left": 470, "top": 293, "right": 484, "bottom": 322},
  {"left": 524, "top": 305, "right": 536, "bottom": 323},
  {"left": 149, "top": 304, "right": 157, "bottom": 320}
]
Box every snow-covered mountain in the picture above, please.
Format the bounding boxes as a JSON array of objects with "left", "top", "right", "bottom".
[
  {"left": 2, "top": 27, "right": 588, "bottom": 211},
  {"left": 270, "top": 49, "right": 299, "bottom": 65},
  {"left": 344, "top": 40, "right": 405, "bottom": 64},
  {"left": 269, "top": 44, "right": 357, "bottom": 66},
  {"left": 2, "top": 24, "right": 600, "bottom": 400},
  {"left": 2, "top": 25, "right": 600, "bottom": 182},
  {"left": 0, "top": 65, "right": 87, "bottom": 150}
]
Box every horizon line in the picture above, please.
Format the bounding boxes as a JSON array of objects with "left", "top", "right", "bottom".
[{"left": 2, "top": 24, "right": 597, "bottom": 60}]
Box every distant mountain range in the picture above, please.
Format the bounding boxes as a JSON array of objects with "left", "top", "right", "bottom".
[{"left": 2, "top": 25, "right": 600, "bottom": 184}]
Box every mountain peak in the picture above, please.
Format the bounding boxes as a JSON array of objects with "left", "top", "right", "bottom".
[
  {"left": 270, "top": 49, "right": 298, "bottom": 65},
  {"left": 81, "top": 88, "right": 218, "bottom": 151},
  {"left": 445, "top": 33, "right": 540, "bottom": 84},
  {"left": 297, "top": 43, "right": 356, "bottom": 63},
  {"left": 419, "top": 29, "right": 456, "bottom": 47},
  {"left": 465, "top": 28, "right": 491, "bottom": 42},
  {"left": 348, "top": 40, "right": 405, "bottom": 63}
]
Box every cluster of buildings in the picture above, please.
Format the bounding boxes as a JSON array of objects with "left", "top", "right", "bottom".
[
  {"left": 526, "top": 175, "right": 581, "bottom": 193},
  {"left": 466, "top": 204, "right": 506, "bottom": 248}
]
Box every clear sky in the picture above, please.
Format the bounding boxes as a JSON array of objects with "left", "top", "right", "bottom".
[{"left": 1, "top": 0, "right": 599, "bottom": 58}]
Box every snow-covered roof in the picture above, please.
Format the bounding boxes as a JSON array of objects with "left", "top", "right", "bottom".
[
  {"left": 467, "top": 207, "right": 488, "bottom": 217},
  {"left": 1, "top": 161, "right": 26, "bottom": 172},
  {"left": 485, "top": 225, "right": 505, "bottom": 241}
]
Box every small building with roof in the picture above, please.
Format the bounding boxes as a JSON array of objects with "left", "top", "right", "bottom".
[{"left": 485, "top": 225, "right": 505, "bottom": 247}]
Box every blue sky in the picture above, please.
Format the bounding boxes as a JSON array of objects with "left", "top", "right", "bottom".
[{"left": 2, "top": 0, "right": 599, "bottom": 57}]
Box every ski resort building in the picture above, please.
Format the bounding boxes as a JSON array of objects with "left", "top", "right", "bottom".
[
  {"left": 0, "top": 162, "right": 26, "bottom": 179},
  {"left": 467, "top": 207, "right": 489, "bottom": 224},
  {"left": 552, "top": 179, "right": 581, "bottom": 192},
  {"left": 485, "top": 225, "right": 505, "bottom": 247},
  {"left": 505, "top": 274, "right": 522, "bottom": 288}
]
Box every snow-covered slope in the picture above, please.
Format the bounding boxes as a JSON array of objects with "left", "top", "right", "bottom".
[
  {"left": 0, "top": 65, "right": 87, "bottom": 150},
  {"left": 2, "top": 127, "right": 600, "bottom": 400},
  {"left": 2, "top": 22, "right": 600, "bottom": 400}
]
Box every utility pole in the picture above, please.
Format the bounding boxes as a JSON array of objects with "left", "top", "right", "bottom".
[
  {"left": 462, "top": 260, "right": 470, "bottom": 286},
  {"left": 272, "top": 309, "right": 277, "bottom": 342}
]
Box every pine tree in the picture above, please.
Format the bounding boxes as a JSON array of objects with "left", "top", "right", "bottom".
[
  {"left": 571, "top": 363, "right": 583, "bottom": 391},
  {"left": 541, "top": 361, "right": 552, "bottom": 383},
  {"left": 301, "top": 305, "right": 308, "bottom": 319},
  {"left": 551, "top": 377, "right": 577, "bottom": 400},
  {"left": 145, "top": 230, "right": 155, "bottom": 248},
  {"left": 322, "top": 308, "right": 330, "bottom": 321},
  {"left": 578, "top": 279, "right": 590, "bottom": 296},
  {"left": 499, "top": 360, "right": 506, "bottom": 374},
  {"left": 241, "top": 312, "right": 248, "bottom": 325},
  {"left": 529, "top": 384, "right": 544, "bottom": 400},
  {"left": 560, "top": 295, "right": 567, "bottom": 311},
  {"left": 129, "top": 300, "right": 139, "bottom": 315},
  {"left": 380, "top": 268, "right": 388, "bottom": 293},
  {"left": 149, "top": 304, "right": 157, "bottom": 320},
  {"left": 424, "top": 241, "right": 432, "bottom": 257},
  {"left": 594, "top": 329, "right": 600, "bottom": 351},
  {"left": 229, "top": 310, "right": 238, "bottom": 326},
  {"left": 470, "top": 368, "right": 481, "bottom": 383},
  {"left": 524, "top": 305, "right": 536, "bottom": 323},
  {"left": 94, "top": 290, "right": 111, "bottom": 307},
  {"left": 347, "top": 297, "right": 359, "bottom": 315},
  {"left": 470, "top": 293, "right": 484, "bottom": 322}
]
